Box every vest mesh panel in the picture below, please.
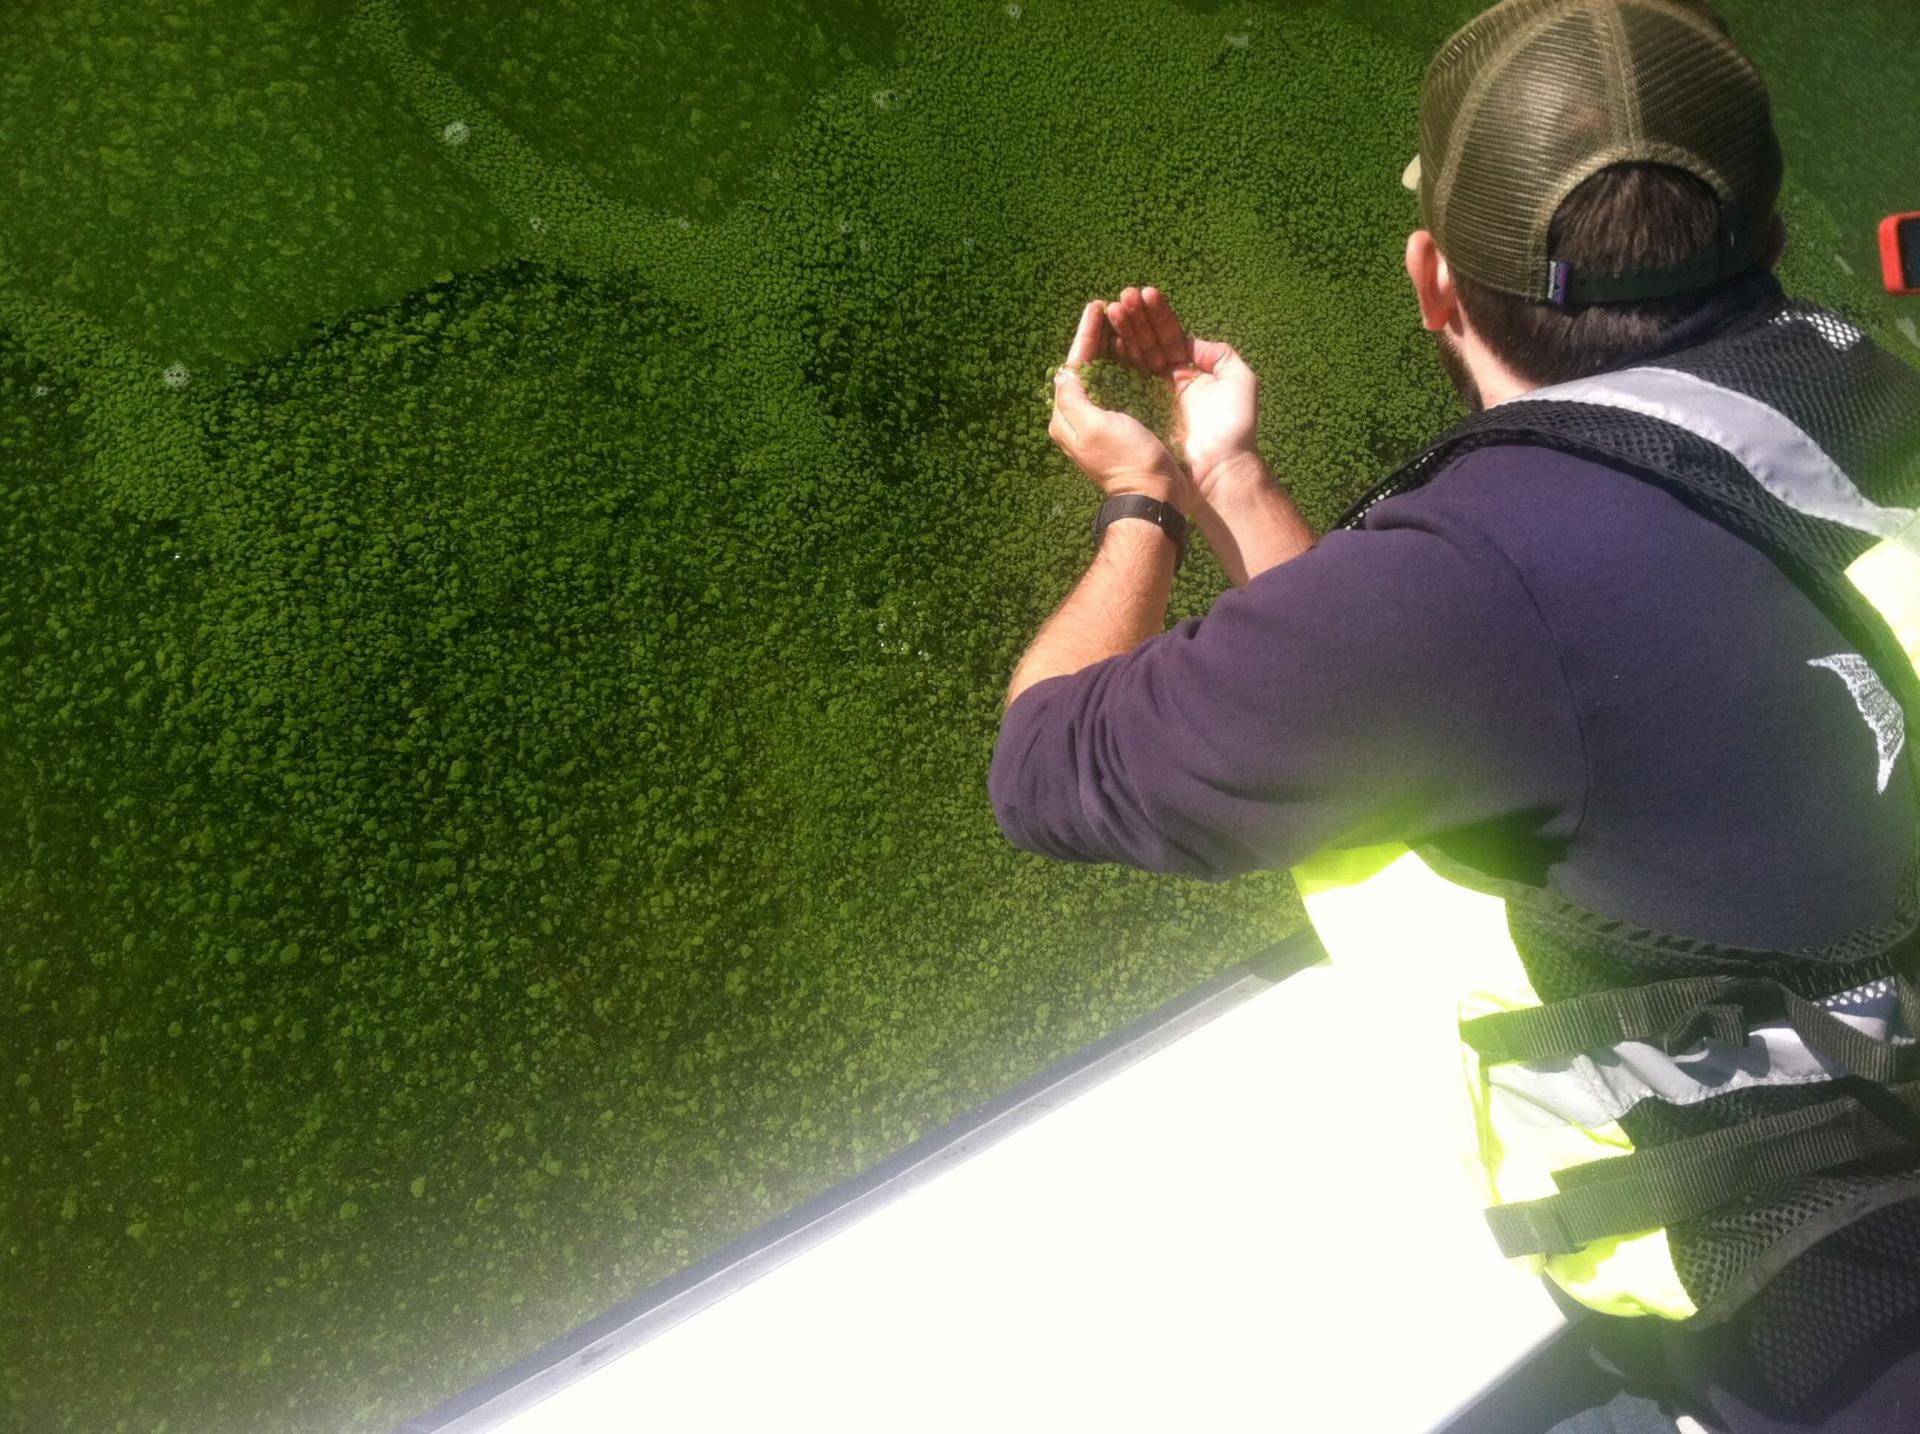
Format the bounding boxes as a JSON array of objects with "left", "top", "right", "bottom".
[{"left": 1736, "top": 1200, "right": 1920, "bottom": 1403}]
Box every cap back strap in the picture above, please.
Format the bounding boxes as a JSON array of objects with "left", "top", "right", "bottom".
[{"left": 1548, "top": 237, "right": 1751, "bottom": 307}]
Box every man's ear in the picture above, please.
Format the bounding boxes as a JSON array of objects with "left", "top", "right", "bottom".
[{"left": 1405, "top": 230, "right": 1458, "bottom": 333}]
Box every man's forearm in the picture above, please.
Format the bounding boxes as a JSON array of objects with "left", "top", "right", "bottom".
[
  {"left": 1004, "top": 519, "right": 1177, "bottom": 714},
  {"left": 998, "top": 454, "right": 1312, "bottom": 716},
  {"left": 1192, "top": 451, "right": 1317, "bottom": 587}
]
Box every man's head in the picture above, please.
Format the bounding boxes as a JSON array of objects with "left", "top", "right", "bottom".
[{"left": 1401, "top": 0, "right": 1787, "bottom": 409}]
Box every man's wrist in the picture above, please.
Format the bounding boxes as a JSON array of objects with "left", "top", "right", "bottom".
[
  {"left": 1105, "top": 476, "right": 1190, "bottom": 516},
  {"left": 1193, "top": 449, "right": 1271, "bottom": 498},
  {"left": 1189, "top": 450, "right": 1315, "bottom": 589}
]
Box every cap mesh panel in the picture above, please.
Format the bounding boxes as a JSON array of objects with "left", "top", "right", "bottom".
[{"left": 1422, "top": 0, "right": 1782, "bottom": 299}]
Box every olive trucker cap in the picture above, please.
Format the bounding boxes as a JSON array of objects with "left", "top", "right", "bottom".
[{"left": 1401, "top": 0, "right": 1784, "bottom": 306}]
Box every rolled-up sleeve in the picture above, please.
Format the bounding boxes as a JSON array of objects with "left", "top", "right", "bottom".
[{"left": 987, "top": 497, "right": 1588, "bottom": 880}]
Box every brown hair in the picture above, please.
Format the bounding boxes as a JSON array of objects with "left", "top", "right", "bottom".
[{"left": 1452, "top": 162, "right": 1769, "bottom": 387}]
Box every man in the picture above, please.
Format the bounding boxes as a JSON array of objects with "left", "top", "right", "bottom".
[{"left": 987, "top": 1, "right": 1920, "bottom": 1430}]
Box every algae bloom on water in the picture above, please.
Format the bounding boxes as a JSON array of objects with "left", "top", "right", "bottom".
[{"left": 1, "top": 0, "right": 1913, "bottom": 1430}]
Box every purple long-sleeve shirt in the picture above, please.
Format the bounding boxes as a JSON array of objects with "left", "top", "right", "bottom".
[{"left": 989, "top": 440, "right": 1915, "bottom": 950}]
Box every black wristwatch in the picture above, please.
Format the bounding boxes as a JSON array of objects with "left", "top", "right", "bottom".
[{"left": 1092, "top": 493, "right": 1189, "bottom": 571}]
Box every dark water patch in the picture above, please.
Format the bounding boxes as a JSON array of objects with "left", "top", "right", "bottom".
[
  {"left": 0, "top": 0, "right": 516, "bottom": 379},
  {"left": 404, "top": 0, "right": 900, "bottom": 221}
]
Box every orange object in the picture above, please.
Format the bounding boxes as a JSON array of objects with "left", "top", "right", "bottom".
[{"left": 1883, "top": 213, "right": 1920, "bottom": 296}]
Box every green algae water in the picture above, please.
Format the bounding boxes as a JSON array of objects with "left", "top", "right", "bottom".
[{"left": 2, "top": 2, "right": 1914, "bottom": 1429}]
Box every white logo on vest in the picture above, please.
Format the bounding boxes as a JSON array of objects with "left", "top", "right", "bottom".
[{"left": 1809, "top": 653, "right": 1907, "bottom": 795}]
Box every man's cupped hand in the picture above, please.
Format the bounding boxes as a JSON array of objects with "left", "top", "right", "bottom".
[{"left": 1047, "top": 286, "right": 1264, "bottom": 517}]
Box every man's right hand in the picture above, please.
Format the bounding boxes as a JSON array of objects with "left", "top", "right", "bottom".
[{"left": 1103, "top": 286, "right": 1261, "bottom": 504}]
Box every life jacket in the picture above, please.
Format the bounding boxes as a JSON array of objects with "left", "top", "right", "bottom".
[{"left": 1290, "top": 292, "right": 1920, "bottom": 1327}]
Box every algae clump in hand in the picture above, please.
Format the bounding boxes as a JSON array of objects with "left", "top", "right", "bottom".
[{"left": 1051, "top": 359, "right": 1182, "bottom": 451}]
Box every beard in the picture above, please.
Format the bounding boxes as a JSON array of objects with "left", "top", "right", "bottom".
[{"left": 1434, "top": 328, "right": 1485, "bottom": 415}]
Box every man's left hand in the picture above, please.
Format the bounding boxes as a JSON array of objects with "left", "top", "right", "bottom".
[{"left": 1048, "top": 300, "right": 1198, "bottom": 517}]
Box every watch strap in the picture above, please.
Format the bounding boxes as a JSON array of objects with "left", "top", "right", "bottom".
[{"left": 1092, "top": 493, "right": 1189, "bottom": 570}]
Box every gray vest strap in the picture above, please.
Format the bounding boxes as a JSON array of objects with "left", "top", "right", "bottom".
[
  {"left": 1505, "top": 366, "right": 1917, "bottom": 541},
  {"left": 1486, "top": 974, "right": 1915, "bottom": 1129}
]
